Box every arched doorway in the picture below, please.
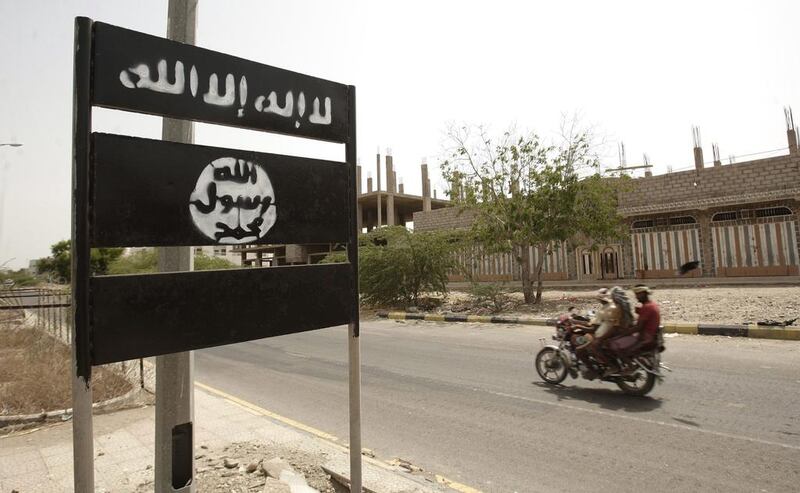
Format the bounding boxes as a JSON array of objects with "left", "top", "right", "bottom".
[{"left": 600, "top": 247, "right": 619, "bottom": 280}]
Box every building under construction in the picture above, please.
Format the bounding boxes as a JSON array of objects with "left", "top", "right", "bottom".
[{"left": 233, "top": 149, "right": 451, "bottom": 266}]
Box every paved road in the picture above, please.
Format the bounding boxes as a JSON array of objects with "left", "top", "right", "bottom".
[{"left": 196, "top": 320, "right": 800, "bottom": 493}]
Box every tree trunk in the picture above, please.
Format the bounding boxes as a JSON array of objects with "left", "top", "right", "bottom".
[
  {"left": 534, "top": 244, "right": 547, "bottom": 304},
  {"left": 518, "top": 244, "right": 534, "bottom": 303}
]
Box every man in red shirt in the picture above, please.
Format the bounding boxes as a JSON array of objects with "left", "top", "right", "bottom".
[{"left": 631, "top": 284, "right": 660, "bottom": 352}]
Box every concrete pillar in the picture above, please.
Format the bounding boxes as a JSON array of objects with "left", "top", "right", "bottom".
[
  {"left": 398, "top": 182, "right": 404, "bottom": 194},
  {"left": 385, "top": 149, "right": 395, "bottom": 225},
  {"left": 421, "top": 162, "right": 431, "bottom": 212},
  {"left": 376, "top": 193, "right": 382, "bottom": 228},
  {"left": 367, "top": 177, "right": 373, "bottom": 193},
  {"left": 392, "top": 171, "right": 397, "bottom": 193},
  {"left": 375, "top": 148, "right": 381, "bottom": 192},
  {"left": 788, "top": 128, "right": 798, "bottom": 155},
  {"left": 694, "top": 147, "right": 704, "bottom": 171},
  {"left": 644, "top": 170, "right": 653, "bottom": 177},
  {"left": 697, "top": 211, "right": 715, "bottom": 277}
]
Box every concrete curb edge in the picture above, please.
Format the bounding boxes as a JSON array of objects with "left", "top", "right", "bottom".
[{"left": 376, "top": 312, "right": 800, "bottom": 341}]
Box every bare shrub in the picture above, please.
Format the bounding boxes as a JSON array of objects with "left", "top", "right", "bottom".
[{"left": 0, "top": 325, "right": 132, "bottom": 415}]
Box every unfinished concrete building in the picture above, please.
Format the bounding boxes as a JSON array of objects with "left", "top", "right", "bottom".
[{"left": 234, "top": 149, "right": 451, "bottom": 266}]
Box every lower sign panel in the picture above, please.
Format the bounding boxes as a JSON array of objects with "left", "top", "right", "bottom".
[{"left": 90, "top": 263, "right": 353, "bottom": 365}]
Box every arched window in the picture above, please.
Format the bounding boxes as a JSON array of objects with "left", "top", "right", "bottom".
[
  {"left": 712, "top": 211, "right": 737, "bottom": 222},
  {"left": 669, "top": 216, "right": 697, "bottom": 225},
  {"left": 631, "top": 219, "right": 654, "bottom": 229},
  {"left": 755, "top": 207, "right": 792, "bottom": 218}
]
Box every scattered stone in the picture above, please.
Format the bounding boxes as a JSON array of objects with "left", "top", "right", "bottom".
[
  {"left": 361, "top": 448, "right": 376, "bottom": 458},
  {"left": 97, "top": 451, "right": 105, "bottom": 457},
  {"left": 195, "top": 453, "right": 205, "bottom": 459},
  {"left": 388, "top": 457, "right": 423, "bottom": 473},
  {"left": 200, "top": 444, "right": 208, "bottom": 449},
  {"left": 146, "top": 464, "right": 152, "bottom": 470},
  {"left": 262, "top": 477, "right": 291, "bottom": 493},
  {"left": 221, "top": 471, "right": 236, "bottom": 477},
  {"left": 224, "top": 458, "right": 240, "bottom": 469},
  {"left": 246, "top": 462, "right": 259, "bottom": 474}
]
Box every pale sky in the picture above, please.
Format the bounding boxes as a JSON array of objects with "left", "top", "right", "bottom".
[{"left": 1, "top": 0, "right": 798, "bottom": 269}]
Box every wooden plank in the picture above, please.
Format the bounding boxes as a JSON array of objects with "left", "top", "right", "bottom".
[
  {"left": 91, "top": 133, "right": 349, "bottom": 247},
  {"left": 90, "top": 263, "right": 353, "bottom": 365},
  {"left": 92, "top": 22, "right": 349, "bottom": 142}
]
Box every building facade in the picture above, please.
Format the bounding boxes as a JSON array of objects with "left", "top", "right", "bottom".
[{"left": 414, "top": 126, "right": 800, "bottom": 281}]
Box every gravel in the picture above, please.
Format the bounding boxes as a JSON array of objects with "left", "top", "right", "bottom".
[{"left": 442, "top": 286, "right": 800, "bottom": 325}]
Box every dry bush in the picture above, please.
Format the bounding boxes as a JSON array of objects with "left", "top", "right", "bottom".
[{"left": 0, "top": 325, "right": 132, "bottom": 415}]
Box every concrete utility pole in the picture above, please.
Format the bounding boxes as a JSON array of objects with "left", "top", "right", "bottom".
[{"left": 155, "top": 1, "right": 197, "bottom": 491}]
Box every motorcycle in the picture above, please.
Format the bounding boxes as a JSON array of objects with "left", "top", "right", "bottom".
[{"left": 534, "top": 308, "right": 669, "bottom": 396}]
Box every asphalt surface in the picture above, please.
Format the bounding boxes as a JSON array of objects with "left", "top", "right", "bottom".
[{"left": 196, "top": 320, "right": 800, "bottom": 493}]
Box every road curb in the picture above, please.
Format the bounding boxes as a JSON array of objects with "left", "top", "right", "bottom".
[
  {"left": 0, "top": 387, "right": 143, "bottom": 430},
  {"left": 377, "top": 312, "right": 800, "bottom": 341}
]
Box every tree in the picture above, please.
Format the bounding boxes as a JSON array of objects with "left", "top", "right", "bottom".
[
  {"left": 37, "top": 240, "right": 125, "bottom": 282},
  {"left": 194, "top": 252, "right": 238, "bottom": 271},
  {"left": 441, "top": 122, "right": 627, "bottom": 304},
  {"left": 357, "top": 226, "right": 463, "bottom": 307},
  {"left": 107, "top": 249, "right": 157, "bottom": 275}
]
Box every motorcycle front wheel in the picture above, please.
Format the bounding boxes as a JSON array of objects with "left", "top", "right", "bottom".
[{"left": 535, "top": 347, "right": 568, "bottom": 384}]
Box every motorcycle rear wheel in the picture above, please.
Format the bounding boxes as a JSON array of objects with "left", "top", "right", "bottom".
[
  {"left": 616, "top": 370, "right": 656, "bottom": 396},
  {"left": 535, "top": 347, "right": 568, "bottom": 384}
]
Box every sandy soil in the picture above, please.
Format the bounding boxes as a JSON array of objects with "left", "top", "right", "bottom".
[{"left": 441, "top": 286, "right": 800, "bottom": 325}]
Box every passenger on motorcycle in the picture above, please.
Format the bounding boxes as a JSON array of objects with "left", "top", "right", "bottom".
[
  {"left": 593, "top": 286, "right": 635, "bottom": 376},
  {"left": 571, "top": 287, "right": 633, "bottom": 378},
  {"left": 608, "top": 284, "right": 661, "bottom": 359}
]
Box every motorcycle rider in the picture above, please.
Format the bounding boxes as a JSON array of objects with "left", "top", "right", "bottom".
[{"left": 571, "top": 288, "right": 611, "bottom": 378}]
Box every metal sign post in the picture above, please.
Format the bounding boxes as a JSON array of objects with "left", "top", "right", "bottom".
[
  {"left": 70, "top": 12, "right": 360, "bottom": 492},
  {"left": 155, "top": 1, "right": 197, "bottom": 491}
]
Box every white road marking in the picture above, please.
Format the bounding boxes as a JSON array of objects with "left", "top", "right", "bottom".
[{"left": 486, "top": 389, "right": 800, "bottom": 451}]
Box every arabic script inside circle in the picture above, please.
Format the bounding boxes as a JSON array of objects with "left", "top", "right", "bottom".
[{"left": 189, "top": 158, "right": 277, "bottom": 244}]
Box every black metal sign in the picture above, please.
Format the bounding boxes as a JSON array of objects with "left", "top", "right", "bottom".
[
  {"left": 92, "top": 22, "right": 349, "bottom": 142},
  {"left": 72, "top": 17, "right": 358, "bottom": 377},
  {"left": 92, "top": 134, "right": 349, "bottom": 247}
]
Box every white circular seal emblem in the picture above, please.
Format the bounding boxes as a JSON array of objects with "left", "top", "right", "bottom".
[{"left": 189, "top": 157, "right": 277, "bottom": 244}]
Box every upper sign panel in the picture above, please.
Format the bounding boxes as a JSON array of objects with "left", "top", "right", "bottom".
[{"left": 92, "top": 22, "right": 349, "bottom": 143}]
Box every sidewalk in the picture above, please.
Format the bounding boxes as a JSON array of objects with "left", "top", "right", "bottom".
[{"left": 0, "top": 386, "right": 445, "bottom": 493}]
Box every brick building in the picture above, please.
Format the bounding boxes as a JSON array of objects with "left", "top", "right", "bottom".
[{"left": 414, "top": 123, "right": 800, "bottom": 282}]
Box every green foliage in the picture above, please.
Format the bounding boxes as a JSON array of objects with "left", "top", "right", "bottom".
[
  {"left": 359, "top": 226, "right": 463, "bottom": 307},
  {"left": 1, "top": 269, "right": 39, "bottom": 287},
  {"left": 319, "top": 251, "right": 347, "bottom": 264},
  {"left": 107, "top": 249, "right": 238, "bottom": 274},
  {"left": 468, "top": 283, "right": 508, "bottom": 314},
  {"left": 107, "top": 249, "right": 157, "bottom": 275},
  {"left": 36, "top": 240, "right": 124, "bottom": 282},
  {"left": 442, "top": 122, "right": 626, "bottom": 303},
  {"left": 194, "top": 252, "right": 238, "bottom": 271}
]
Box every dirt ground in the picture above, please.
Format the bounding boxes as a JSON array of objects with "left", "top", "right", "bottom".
[
  {"left": 440, "top": 285, "right": 800, "bottom": 325},
  {"left": 135, "top": 441, "right": 342, "bottom": 492}
]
